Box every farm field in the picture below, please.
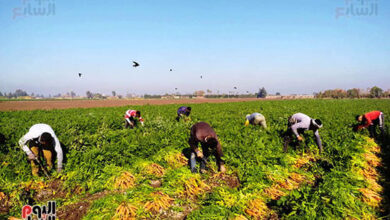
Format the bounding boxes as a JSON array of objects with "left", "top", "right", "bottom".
[
  {"left": 0, "top": 99, "right": 389, "bottom": 219},
  {"left": 0, "top": 98, "right": 261, "bottom": 111}
]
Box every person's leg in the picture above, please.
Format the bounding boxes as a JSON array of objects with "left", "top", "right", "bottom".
[
  {"left": 190, "top": 152, "right": 197, "bottom": 173},
  {"left": 43, "top": 149, "right": 53, "bottom": 171},
  {"left": 200, "top": 145, "right": 210, "bottom": 172},
  {"left": 297, "top": 129, "right": 307, "bottom": 152},
  {"left": 260, "top": 118, "right": 267, "bottom": 129},
  {"left": 379, "top": 113, "right": 385, "bottom": 134},
  {"left": 368, "top": 125, "right": 376, "bottom": 138},
  {"left": 130, "top": 117, "right": 136, "bottom": 128},
  {"left": 214, "top": 151, "right": 225, "bottom": 172},
  {"left": 30, "top": 146, "right": 40, "bottom": 176},
  {"left": 283, "top": 128, "right": 293, "bottom": 152}
]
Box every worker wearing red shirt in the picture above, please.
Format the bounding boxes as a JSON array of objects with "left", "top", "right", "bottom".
[
  {"left": 355, "top": 111, "right": 384, "bottom": 137},
  {"left": 124, "top": 110, "right": 144, "bottom": 128}
]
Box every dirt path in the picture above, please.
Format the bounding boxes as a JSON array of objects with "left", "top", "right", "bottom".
[{"left": 0, "top": 98, "right": 261, "bottom": 111}]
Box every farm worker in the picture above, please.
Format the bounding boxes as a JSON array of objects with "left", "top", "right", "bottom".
[
  {"left": 355, "top": 111, "right": 384, "bottom": 137},
  {"left": 124, "top": 110, "right": 144, "bottom": 128},
  {"left": 188, "top": 122, "right": 225, "bottom": 173},
  {"left": 245, "top": 113, "right": 267, "bottom": 128},
  {"left": 176, "top": 106, "right": 191, "bottom": 121},
  {"left": 18, "top": 124, "right": 63, "bottom": 176},
  {"left": 284, "top": 113, "right": 323, "bottom": 153}
]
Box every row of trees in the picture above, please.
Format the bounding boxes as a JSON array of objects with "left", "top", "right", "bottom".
[
  {"left": 315, "top": 86, "right": 389, "bottom": 99},
  {"left": 1, "top": 88, "right": 270, "bottom": 99},
  {"left": 0, "top": 89, "right": 46, "bottom": 98}
]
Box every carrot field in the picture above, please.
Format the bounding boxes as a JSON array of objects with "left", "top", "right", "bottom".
[{"left": 0, "top": 99, "right": 389, "bottom": 219}]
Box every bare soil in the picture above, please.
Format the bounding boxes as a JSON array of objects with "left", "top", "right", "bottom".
[
  {"left": 56, "top": 191, "right": 110, "bottom": 220},
  {"left": 0, "top": 98, "right": 260, "bottom": 111}
]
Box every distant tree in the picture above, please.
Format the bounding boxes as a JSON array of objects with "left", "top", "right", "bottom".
[
  {"left": 144, "top": 94, "right": 162, "bottom": 99},
  {"left": 117, "top": 95, "right": 123, "bottom": 99},
  {"left": 347, "top": 88, "right": 360, "bottom": 98},
  {"left": 0, "top": 92, "right": 3, "bottom": 96},
  {"left": 112, "top": 91, "right": 116, "bottom": 97},
  {"left": 316, "top": 89, "right": 347, "bottom": 99},
  {"left": 383, "top": 89, "right": 390, "bottom": 98},
  {"left": 276, "top": 92, "right": 281, "bottom": 96},
  {"left": 86, "top": 91, "right": 93, "bottom": 99},
  {"left": 14, "top": 89, "right": 28, "bottom": 97},
  {"left": 257, "top": 87, "right": 267, "bottom": 98},
  {"left": 70, "top": 91, "right": 76, "bottom": 98},
  {"left": 370, "top": 86, "right": 383, "bottom": 98},
  {"left": 206, "top": 89, "right": 212, "bottom": 94}
]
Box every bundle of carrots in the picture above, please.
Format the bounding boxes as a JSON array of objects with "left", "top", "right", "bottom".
[
  {"left": 112, "top": 202, "right": 137, "bottom": 220},
  {"left": 114, "top": 172, "right": 136, "bottom": 190},
  {"left": 144, "top": 192, "right": 174, "bottom": 214}
]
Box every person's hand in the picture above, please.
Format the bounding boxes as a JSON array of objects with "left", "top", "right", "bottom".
[
  {"left": 28, "top": 153, "right": 37, "bottom": 160},
  {"left": 196, "top": 151, "right": 204, "bottom": 158},
  {"left": 297, "top": 136, "right": 303, "bottom": 141}
]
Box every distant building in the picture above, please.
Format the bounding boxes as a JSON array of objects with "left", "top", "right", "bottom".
[{"left": 19, "top": 96, "right": 34, "bottom": 100}]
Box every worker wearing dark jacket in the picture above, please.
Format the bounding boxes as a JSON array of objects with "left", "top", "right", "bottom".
[
  {"left": 284, "top": 113, "right": 323, "bottom": 153},
  {"left": 188, "top": 122, "right": 225, "bottom": 173},
  {"left": 355, "top": 111, "right": 384, "bottom": 137},
  {"left": 176, "top": 106, "right": 191, "bottom": 121}
]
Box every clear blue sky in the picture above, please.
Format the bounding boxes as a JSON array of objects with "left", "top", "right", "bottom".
[{"left": 0, "top": 0, "right": 389, "bottom": 96}]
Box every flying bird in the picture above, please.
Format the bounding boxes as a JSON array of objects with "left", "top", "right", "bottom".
[
  {"left": 132, "top": 61, "right": 139, "bottom": 67},
  {"left": 170, "top": 69, "right": 173, "bottom": 71},
  {"left": 200, "top": 75, "right": 203, "bottom": 79},
  {"left": 175, "top": 88, "right": 178, "bottom": 90},
  {"left": 234, "top": 87, "right": 237, "bottom": 89},
  {"left": 78, "top": 73, "right": 82, "bottom": 77}
]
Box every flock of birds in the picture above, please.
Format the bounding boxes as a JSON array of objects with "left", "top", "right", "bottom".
[
  {"left": 78, "top": 61, "right": 202, "bottom": 79},
  {"left": 77, "top": 61, "right": 241, "bottom": 92}
]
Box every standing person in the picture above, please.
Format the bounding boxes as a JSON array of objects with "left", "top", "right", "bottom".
[
  {"left": 124, "top": 110, "right": 144, "bottom": 128},
  {"left": 283, "top": 113, "right": 323, "bottom": 153},
  {"left": 176, "top": 106, "right": 191, "bottom": 121},
  {"left": 188, "top": 122, "right": 225, "bottom": 173},
  {"left": 245, "top": 113, "right": 267, "bottom": 128},
  {"left": 355, "top": 111, "right": 384, "bottom": 137},
  {"left": 18, "top": 124, "right": 63, "bottom": 176}
]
